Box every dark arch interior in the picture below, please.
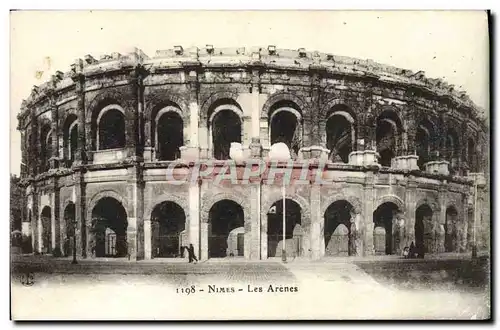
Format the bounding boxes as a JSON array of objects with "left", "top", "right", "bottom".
[
  {"left": 446, "top": 129, "right": 460, "bottom": 175},
  {"left": 415, "top": 204, "right": 433, "bottom": 255},
  {"left": 98, "top": 109, "right": 125, "bottom": 150},
  {"left": 267, "top": 199, "right": 302, "bottom": 257},
  {"left": 211, "top": 110, "right": 242, "bottom": 160},
  {"left": 416, "top": 120, "right": 435, "bottom": 170},
  {"left": 373, "top": 202, "right": 399, "bottom": 255},
  {"left": 270, "top": 106, "right": 301, "bottom": 157},
  {"left": 40, "top": 124, "right": 52, "bottom": 172},
  {"left": 326, "top": 114, "right": 352, "bottom": 163},
  {"left": 157, "top": 112, "right": 183, "bottom": 161},
  {"left": 91, "top": 197, "right": 128, "bottom": 257},
  {"left": 40, "top": 206, "right": 52, "bottom": 253},
  {"left": 324, "top": 200, "right": 355, "bottom": 256},
  {"left": 468, "top": 138, "right": 477, "bottom": 172},
  {"left": 151, "top": 201, "right": 186, "bottom": 257},
  {"left": 63, "top": 203, "right": 76, "bottom": 257},
  {"left": 208, "top": 200, "right": 244, "bottom": 258},
  {"left": 63, "top": 115, "right": 78, "bottom": 166},
  {"left": 445, "top": 206, "right": 458, "bottom": 252},
  {"left": 376, "top": 115, "right": 399, "bottom": 167}
]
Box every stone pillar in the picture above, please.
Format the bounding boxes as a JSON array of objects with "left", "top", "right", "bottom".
[
  {"left": 51, "top": 177, "right": 61, "bottom": 253},
  {"left": 187, "top": 68, "right": 201, "bottom": 160},
  {"left": 405, "top": 177, "right": 417, "bottom": 246},
  {"left": 250, "top": 67, "right": 262, "bottom": 148},
  {"left": 363, "top": 173, "right": 375, "bottom": 256},
  {"left": 29, "top": 113, "right": 39, "bottom": 176},
  {"left": 73, "top": 170, "right": 85, "bottom": 257},
  {"left": 125, "top": 67, "right": 140, "bottom": 159},
  {"left": 260, "top": 188, "right": 268, "bottom": 259},
  {"left": 125, "top": 164, "right": 143, "bottom": 260},
  {"left": 249, "top": 183, "right": 261, "bottom": 260},
  {"left": 308, "top": 68, "right": 322, "bottom": 146},
  {"left": 143, "top": 218, "right": 152, "bottom": 260},
  {"left": 437, "top": 186, "right": 447, "bottom": 253},
  {"left": 30, "top": 189, "right": 39, "bottom": 253},
  {"left": 49, "top": 100, "right": 59, "bottom": 169},
  {"left": 310, "top": 184, "right": 322, "bottom": 260},
  {"left": 70, "top": 60, "right": 86, "bottom": 164},
  {"left": 189, "top": 180, "right": 201, "bottom": 260}
]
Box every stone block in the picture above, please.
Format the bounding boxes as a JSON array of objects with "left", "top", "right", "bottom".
[
  {"left": 424, "top": 160, "right": 450, "bottom": 175},
  {"left": 393, "top": 155, "right": 419, "bottom": 171}
]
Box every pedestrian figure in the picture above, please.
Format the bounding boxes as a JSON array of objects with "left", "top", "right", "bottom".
[
  {"left": 409, "top": 241, "right": 416, "bottom": 258},
  {"left": 402, "top": 246, "right": 410, "bottom": 259},
  {"left": 187, "top": 243, "right": 198, "bottom": 263}
]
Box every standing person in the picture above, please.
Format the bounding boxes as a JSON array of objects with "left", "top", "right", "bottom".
[{"left": 187, "top": 243, "right": 198, "bottom": 264}]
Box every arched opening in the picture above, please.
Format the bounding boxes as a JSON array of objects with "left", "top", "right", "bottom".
[
  {"left": 326, "top": 109, "right": 354, "bottom": 163},
  {"left": 324, "top": 200, "right": 356, "bottom": 256},
  {"left": 98, "top": 108, "right": 125, "bottom": 150},
  {"left": 156, "top": 111, "right": 183, "bottom": 161},
  {"left": 267, "top": 199, "right": 302, "bottom": 258},
  {"left": 468, "top": 138, "right": 477, "bottom": 172},
  {"left": 415, "top": 204, "right": 433, "bottom": 255},
  {"left": 416, "top": 120, "right": 435, "bottom": 170},
  {"left": 376, "top": 111, "right": 402, "bottom": 167},
  {"left": 445, "top": 206, "right": 458, "bottom": 252},
  {"left": 211, "top": 110, "right": 242, "bottom": 160},
  {"left": 40, "top": 206, "right": 52, "bottom": 254},
  {"left": 63, "top": 115, "right": 78, "bottom": 167},
  {"left": 373, "top": 202, "right": 400, "bottom": 255},
  {"left": 445, "top": 128, "right": 460, "bottom": 175},
  {"left": 40, "top": 124, "right": 52, "bottom": 172},
  {"left": 90, "top": 197, "right": 128, "bottom": 257},
  {"left": 151, "top": 201, "right": 186, "bottom": 258},
  {"left": 63, "top": 202, "right": 75, "bottom": 257},
  {"left": 269, "top": 101, "right": 302, "bottom": 158},
  {"left": 208, "top": 200, "right": 245, "bottom": 258}
]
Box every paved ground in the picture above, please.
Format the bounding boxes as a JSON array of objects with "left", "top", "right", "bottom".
[{"left": 10, "top": 253, "right": 491, "bottom": 320}]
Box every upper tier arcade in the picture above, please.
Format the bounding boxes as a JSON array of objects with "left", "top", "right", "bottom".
[{"left": 17, "top": 46, "right": 488, "bottom": 184}]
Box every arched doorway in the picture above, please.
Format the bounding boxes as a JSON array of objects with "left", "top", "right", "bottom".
[
  {"left": 373, "top": 202, "right": 400, "bottom": 255},
  {"left": 415, "top": 204, "right": 433, "bottom": 255},
  {"left": 156, "top": 111, "right": 183, "bottom": 161},
  {"left": 151, "top": 201, "right": 186, "bottom": 258},
  {"left": 326, "top": 109, "right": 354, "bottom": 163},
  {"left": 267, "top": 199, "right": 302, "bottom": 258},
  {"left": 376, "top": 111, "right": 402, "bottom": 167},
  {"left": 208, "top": 200, "right": 244, "bottom": 258},
  {"left": 211, "top": 110, "right": 242, "bottom": 160},
  {"left": 445, "top": 206, "right": 458, "bottom": 252},
  {"left": 91, "top": 197, "right": 128, "bottom": 257},
  {"left": 98, "top": 108, "right": 125, "bottom": 150},
  {"left": 324, "top": 200, "right": 356, "bottom": 256},
  {"left": 40, "top": 206, "right": 52, "bottom": 253},
  {"left": 63, "top": 202, "right": 75, "bottom": 257},
  {"left": 416, "top": 119, "right": 436, "bottom": 170}
]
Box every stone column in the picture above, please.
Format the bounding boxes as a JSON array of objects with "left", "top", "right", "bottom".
[
  {"left": 404, "top": 177, "right": 417, "bottom": 246},
  {"left": 187, "top": 69, "right": 201, "bottom": 160},
  {"left": 51, "top": 177, "right": 61, "bottom": 253},
  {"left": 30, "top": 188, "right": 39, "bottom": 253},
  {"left": 70, "top": 60, "right": 86, "bottom": 164},
  {"left": 125, "top": 67, "right": 140, "bottom": 160},
  {"left": 73, "top": 170, "right": 85, "bottom": 257},
  {"left": 29, "top": 113, "right": 39, "bottom": 176},
  {"left": 250, "top": 67, "right": 262, "bottom": 156},
  {"left": 125, "top": 164, "right": 143, "bottom": 260},
  {"left": 143, "top": 218, "right": 152, "bottom": 260},
  {"left": 49, "top": 99, "right": 59, "bottom": 169},
  {"left": 189, "top": 179, "right": 201, "bottom": 260},
  {"left": 310, "top": 184, "right": 322, "bottom": 260},
  {"left": 308, "top": 68, "right": 321, "bottom": 146},
  {"left": 260, "top": 187, "right": 268, "bottom": 259},
  {"left": 249, "top": 182, "right": 261, "bottom": 260},
  {"left": 437, "top": 186, "right": 447, "bottom": 253},
  {"left": 363, "top": 173, "right": 375, "bottom": 256}
]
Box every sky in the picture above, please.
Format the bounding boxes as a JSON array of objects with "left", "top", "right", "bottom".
[{"left": 9, "top": 10, "right": 489, "bottom": 175}]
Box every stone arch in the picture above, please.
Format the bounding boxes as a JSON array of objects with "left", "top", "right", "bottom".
[
  {"left": 261, "top": 92, "right": 308, "bottom": 120},
  {"left": 85, "top": 89, "right": 128, "bottom": 124},
  {"left": 144, "top": 91, "right": 189, "bottom": 121},
  {"left": 200, "top": 91, "right": 240, "bottom": 121},
  {"left": 416, "top": 197, "right": 440, "bottom": 214},
  {"left": 321, "top": 193, "right": 362, "bottom": 218},
  {"left": 201, "top": 192, "right": 251, "bottom": 225},
  {"left": 262, "top": 192, "right": 311, "bottom": 227},
  {"left": 59, "top": 108, "right": 79, "bottom": 128},
  {"left": 86, "top": 190, "right": 128, "bottom": 222},
  {"left": 376, "top": 194, "right": 405, "bottom": 213},
  {"left": 145, "top": 193, "right": 190, "bottom": 221},
  {"left": 320, "top": 98, "right": 360, "bottom": 121}
]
